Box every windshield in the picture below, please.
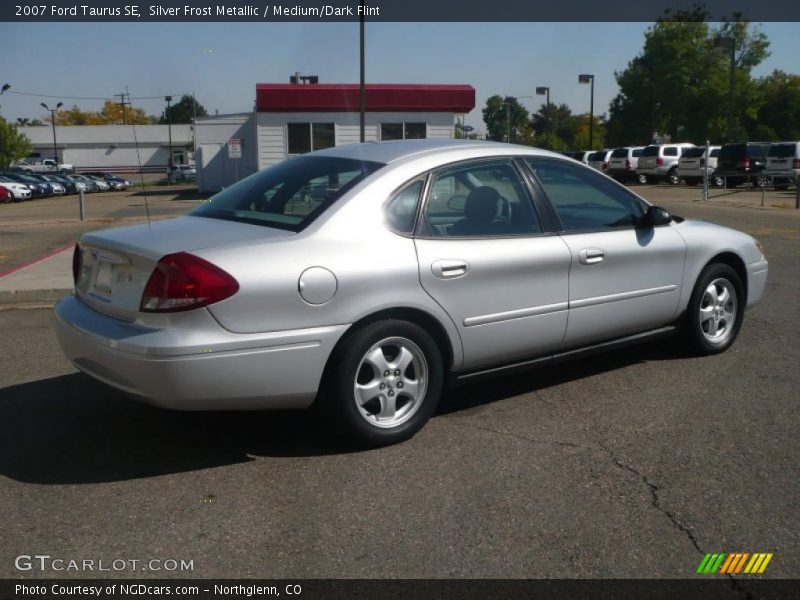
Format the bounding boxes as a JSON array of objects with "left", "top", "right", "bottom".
[{"left": 191, "top": 156, "right": 384, "bottom": 231}]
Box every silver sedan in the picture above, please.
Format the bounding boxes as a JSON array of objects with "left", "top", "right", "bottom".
[{"left": 53, "top": 140, "right": 768, "bottom": 446}]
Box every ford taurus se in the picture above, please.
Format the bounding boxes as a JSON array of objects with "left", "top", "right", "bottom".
[{"left": 53, "top": 140, "right": 768, "bottom": 446}]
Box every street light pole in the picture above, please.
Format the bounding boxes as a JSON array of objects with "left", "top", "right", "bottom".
[
  {"left": 536, "top": 86, "right": 550, "bottom": 148},
  {"left": 0, "top": 84, "right": 10, "bottom": 169},
  {"left": 359, "top": 0, "right": 366, "bottom": 143},
  {"left": 164, "top": 96, "right": 173, "bottom": 173},
  {"left": 578, "top": 74, "right": 595, "bottom": 149},
  {"left": 40, "top": 101, "right": 63, "bottom": 164}
]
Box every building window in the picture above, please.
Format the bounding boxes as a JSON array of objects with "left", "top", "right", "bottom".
[
  {"left": 381, "top": 122, "right": 427, "bottom": 141},
  {"left": 287, "top": 123, "right": 335, "bottom": 155}
]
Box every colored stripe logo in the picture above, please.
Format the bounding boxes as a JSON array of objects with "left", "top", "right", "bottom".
[{"left": 696, "top": 552, "right": 773, "bottom": 574}]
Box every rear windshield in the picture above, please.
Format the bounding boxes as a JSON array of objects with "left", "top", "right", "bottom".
[
  {"left": 710, "top": 148, "right": 720, "bottom": 158},
  {"left": 611, "top": 148, "right": 628, "bottom": 158},
  {"left": 682, "top": 147, "right": 706, "bottom": 158},
  {"left": 719, "top": 144, "right": 747, "bottom": 160},
  {"left": 642, "top": 146, "right": 659, "bottom": 157},
  {"left": 632, "top": 148, "right": 643, "bottom": 157},
  {"left": 191, "top": 156, "right": 384, "bottom": 232},
  {"left": 588, "top": 151, "right": 606, "bottom": 161},
  {"left": 768, "top": 143, "right": 798, "bottom": 158}
]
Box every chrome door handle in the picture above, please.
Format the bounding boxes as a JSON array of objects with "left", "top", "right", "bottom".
[
  {"left": 431, "top": 259, "right": 469, "bottom": 279},
  {"left": 578, "top": 248, "right": 605, "bottom": 265}
]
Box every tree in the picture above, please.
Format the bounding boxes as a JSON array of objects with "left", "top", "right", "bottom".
[
  {"left": 605, "top": 16, "right": 770, "bottom": 146},
  {"left": 482, "top": 95, "right": 529, "bottom": 143},
  {"left": 160, "top": 95, "right": 207, "bottom": 124},
  {"left": 0, "top": 118, "right": 33, "bottom": 170},
  {"left": 751, "top": 70, "right": 800, "bottom": 141},
  {"left": 54, "top": 100, "right": 150, "bottom": 125}
]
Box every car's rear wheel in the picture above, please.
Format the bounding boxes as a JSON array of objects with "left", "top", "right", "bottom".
[
  {"left": 321, "top": 319, "right": 444, "bottom": 447},
  {"left": 637, "top": 173, "right": 649, "bottom": 185},
  {"left": 712, "top": 175, "right": 725, "bottom": 187},
  {"left": 684, "top": 263, "right": 744, "bottom": 355}
]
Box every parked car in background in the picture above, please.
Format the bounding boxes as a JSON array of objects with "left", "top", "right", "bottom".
[
  {"left": 83, "top": 172, "right": 131, "bottom": 190},
  {"left": 24, "top": 173, "right": 66, "bottom": 196},
  {"left": 3, "top": 173, "right": 50, "bottom": 197},
  {"left": 53, "top": 140, "right": 768, "bottom": 447},
  {"left": 677, "top": 146, "right": 723, "bottom": 187},
  {"left": 67, "top": 174, "right": 100, "bottom": 193},
  {"left": 714, "top": 142, "right": 771, "bottom": 187},
  {"left": 0, "top": 185, "right": 11, "bottom": 202},
  {"left": 564, "top": 151, "right": 592, "bottom": 165},
  {"left": 636, "top": 143, "right": 695, "bottom": 184},
  {"left": 763, "top": 141, "right": 800, "bottom": 189},
  {"left": 168, "top": 164, "right": 197, "bottom": 182},
  {"left": 587, "top": 149, "right": 613, "bottom": 173},
  {"left": 0, "top": 176, "right": 33, "bottom": 200},
  {"left": 607, "top": 147, "right": 645, "bottom": 182},
  {"left": 42, "top": 174, "right": 78, "bottom": 194},
  {"left": 14, "top": 158, "right": 75, "bottom": 173}
]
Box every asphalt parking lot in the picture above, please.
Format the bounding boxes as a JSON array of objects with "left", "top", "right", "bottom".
[{"left": 0, "top": 184, "right": 798, "bottom": 581}]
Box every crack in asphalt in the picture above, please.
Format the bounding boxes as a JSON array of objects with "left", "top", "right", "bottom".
[{"left": 456, "top": 422, "right": 757, "bottom": 598}]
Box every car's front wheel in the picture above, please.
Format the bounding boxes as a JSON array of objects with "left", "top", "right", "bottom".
[
  {"left": 667, "top": 168, "right": 681, "bottom": 185},
  {"left": 684, "top": 263, "right": 744, "bottom": 355},
  {"left": 321, "top": 319, "right": 444, "bottom": 447}
]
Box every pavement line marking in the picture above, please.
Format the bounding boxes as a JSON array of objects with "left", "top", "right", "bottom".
[{"left": 0, "top": 244, "right": 73, "bottom": 280}]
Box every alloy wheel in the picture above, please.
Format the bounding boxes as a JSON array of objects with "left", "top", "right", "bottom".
[{"left": 699, "top": 278, "right": 737, "bottom": 345}]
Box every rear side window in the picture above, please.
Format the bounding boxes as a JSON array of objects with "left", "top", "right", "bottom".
[
  {"left": 421, "top": 159, "right": 542, "bottom": 237},
  {"left": 191, "top": 156, "right": 384, "bottom": 231},
  {"left": 664, "top": 147, "right": 678, "bottom": 156},
  {"left": 768, "top": 143, "right": 798, "bottom": 158},
  {"left": 385, "top": 180, "right": 423, "bottom": 234},
  {"left": 642, "top": 146, "right": 659, "bottom": 157},
  {"left": 527, "top": 158, "right": 645, "bottom": 232}
]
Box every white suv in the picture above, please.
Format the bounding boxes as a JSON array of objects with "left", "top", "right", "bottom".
[
  {"left": 587, "top": 149, "right": 613, "bottom": 173},
  {"left": 636, "top": 143, "right": 696, "bottom": 184},
  {"left": 764, "top": 142, "right": 800, "bottom": 189},
  {"left": 677, "top": 146, "right": 722, "bottom": 187},
  {"left": 607, "top": 147, "right": 645, "bottom": 182}
]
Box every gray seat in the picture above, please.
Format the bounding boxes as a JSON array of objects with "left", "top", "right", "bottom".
[{"left": 449, "top": 186, "right": 503, "bottom": 236}]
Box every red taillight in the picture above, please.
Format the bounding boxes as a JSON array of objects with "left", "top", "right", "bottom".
[
  {"left": 793, "top": 158, "right": 800, "bottom": 169},
  {"left": 742, "top": 157, "right": 751, "bottom": 170},
  {"left": 699, "top": 158, "right": 706, "bottom": 167},
  {"left": 72, "top": 244, "right": 82, "bottom": 286},
  {"left": 656, "top": 157, "right": 664, "bottom": 166},
  {"left": 625, "top": 159, "right": 632, "bottom": 170},
  {"left": 602, "top": 162, "right": 608, "bottom": 170},
  {"left": 140, "top": 252, "right": 239, "bottom": 313}
]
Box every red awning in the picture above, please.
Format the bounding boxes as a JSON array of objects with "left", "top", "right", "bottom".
[{"left": 255, "top": 83, "right": 475, "bottom": 113}]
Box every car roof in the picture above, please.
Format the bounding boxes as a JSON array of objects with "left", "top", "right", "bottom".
[{"left": 312, "top": 139, "right": 559, "bottom": 164}]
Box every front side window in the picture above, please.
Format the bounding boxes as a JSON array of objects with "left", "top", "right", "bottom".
[
  {"left": 526, "top": 158, "right": 645, "bottom": 232},
  {"left": 421, "top": 160, "right": 541, "bottom": 237},
  {"left": 191, "top": 156, "right": 384, "bottom": 231}
]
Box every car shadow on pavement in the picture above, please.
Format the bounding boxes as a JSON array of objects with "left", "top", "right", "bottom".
[{"left": 0, "top": 338, "right": 687, "bottom": 485}]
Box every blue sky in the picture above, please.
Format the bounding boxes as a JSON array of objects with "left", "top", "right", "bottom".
[{"left": 1, "top": 22, "right": 799, "bottom": 132}]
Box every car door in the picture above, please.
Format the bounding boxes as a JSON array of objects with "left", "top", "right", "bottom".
[
  {"left": 414, "top": 158, "right": 572, "bottom": 371},
  {"left": 523, "top": 157, "right": 686, "bottom": 347}
]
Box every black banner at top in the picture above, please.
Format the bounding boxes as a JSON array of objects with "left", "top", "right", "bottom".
[{"left": 3, "top": 0, "right": 800, "bottom": 22}]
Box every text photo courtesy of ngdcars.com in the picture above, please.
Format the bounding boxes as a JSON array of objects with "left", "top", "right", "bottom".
[{"left": 0, "top": 0, "right": 798, "bottom": 598}]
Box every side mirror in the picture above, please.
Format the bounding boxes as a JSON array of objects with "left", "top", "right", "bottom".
[{"left": 641, "top": 205, "right": 672, "bottom": 227}]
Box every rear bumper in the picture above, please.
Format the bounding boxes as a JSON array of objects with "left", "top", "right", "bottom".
[
  {"left": 763, "top": 169, "right": 799, "bottom": 182},
  {"left": 746, "top": 258, "right": 768, "bottom": 308},
  {"left": 52, "top": 295, "right": 348, "bottom": 410}
]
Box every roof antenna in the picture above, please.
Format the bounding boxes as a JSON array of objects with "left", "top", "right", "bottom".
[{"left": 126, "top": 86, "right": 151, "bottom": 228}]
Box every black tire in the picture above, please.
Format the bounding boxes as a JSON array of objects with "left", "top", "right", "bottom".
[
  {"left": 319, "top": 319, "right": 444, "bottom": 447},
  {"left": 684, "top": 263, "right": 745, "bottom": 356},
  {"left": 637, "top": 174, "right": 649, "bottom": 185},
  {"left": 712, "top": 175, "right": 725, "bottom": 187},
  {"left": 667, "top": 168, "right": 681, "bottom": 185},
  {"left": 684, "top": 177, "right": 700, "bottom": 186}
]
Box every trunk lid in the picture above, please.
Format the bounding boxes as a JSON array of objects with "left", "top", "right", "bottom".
[{"left": 76, "top": 216, "right": 293, "bottom": 321}]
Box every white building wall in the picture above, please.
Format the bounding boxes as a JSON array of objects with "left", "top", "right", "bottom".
[
  {"left": 194, "top": 113, "right": 258, "bottom": 192},
  {"left": 255, "top": 111, "right": 455, "bottom": 170}
]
